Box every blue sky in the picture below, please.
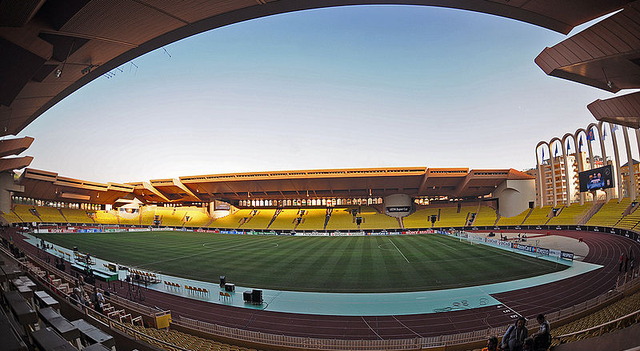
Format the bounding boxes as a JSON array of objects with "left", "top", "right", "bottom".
[{"left": 19, "top": 5, "right": 615, "bottom": 184}]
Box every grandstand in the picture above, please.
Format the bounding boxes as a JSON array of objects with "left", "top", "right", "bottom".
[
  {"left": 60, "top": 208, "right": 95, "bottom": 224},
  {"left": 429, "top": 204, "right": 469, "bottom": 227},
  {"left": 211, "top": 209, "right": 254, "bottom": 229},
  {"left": 522, "top": 206, "right": 553, "bottom": 226},
  {"left": 8, "top": 200, "right": 640, "bottom": 238},
  {"left": 183, "top": 207, "right": 213, "bottom": 227},
  {"left": 139, "top": 206, "right": 157, "bottom": 226},
  {"left": 325, "top": 208, "right": 359, "bottom": 230},
  {"left": 12, "top": 205, "right": 42, "bottom": 223},
  {"left": 240, "top": 209, "right": 277, "bottom": 230},
  {"left": 34, "top": 206, "right": 66, "bottom": 223},
  {"left": 552, "top": 288, "right": 640, "bottom": 347},
  {"left": 116, "top": 211, "right": 141, "bottom": 226},
  {"left": 269, "top": 209, "right": 300, "bottom": 231},
  {"left": 359, "top": 207, "right": 401, "bottom": 230},
  {"left": 0, "top": 209, "right": 22, "bottom": 224},
  {"left": 546, "top": 203, "right": 591, "bottom": 226},
  {"left": 496, "top": 208, "right": 530, "bottom": 226},
  {"left": 402, "top": 207, "right": 434, "bottom": 229},
  {"left": 466, "top": 203, "right": 498, "bottom": 227},
  {"left": 295, "top": 209, "right": 328, "bottom": 231},
  {"left": 92, "top": 210, "right": 119, "bottom": 225},
  {"left": 616, "top": 202, "right": 640, "bottom": 230},
  {"left": 154, "top": 206, "right": 187, "bottom": 227},
  {"left": 586, "top": 198, "right": 632, "bottom": 228},
  {"left": 127, "top": 324, "right": 257, "bottom": 351}
]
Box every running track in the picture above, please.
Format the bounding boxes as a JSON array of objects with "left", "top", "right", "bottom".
[{"left": 5, "top": 229, "right": 638, "bottom": 340}]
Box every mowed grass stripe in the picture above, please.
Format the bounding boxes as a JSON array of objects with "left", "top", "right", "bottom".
[{"left": 34, "top": 232, "right": 565, "bottom": 293}]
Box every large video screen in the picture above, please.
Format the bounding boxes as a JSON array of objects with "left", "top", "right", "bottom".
[{"left": 579, "top": 165, "right": 614, "bottom": 192}]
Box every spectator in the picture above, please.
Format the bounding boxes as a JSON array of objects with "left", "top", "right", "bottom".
[
  {"left": 532, "top": 314, "right": 551, "bottom": 350},
  {"left": 70, "top": 287, "right": 81, "bottom": 306},
  {"left": 625, "top": 253, "right": 630, "bottom": 272},
  {"left": 619, "top": 253, "right": 625, "bottom": 273},
  {"left": 78, "top": 288, "right": 87, "bottom": 306},
  {"left": 482, "top": 336, "right": 499, "bottom": 351},
  {"left": 92, "top": 288, "right": 105, "bottom": 313},
  {"left": 502, "top": 317, "right": 527, "bottom": 351}
]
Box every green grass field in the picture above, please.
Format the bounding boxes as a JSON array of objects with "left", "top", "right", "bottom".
[{"left": 34, "top": 231, "right": 565, "bottom": 293}]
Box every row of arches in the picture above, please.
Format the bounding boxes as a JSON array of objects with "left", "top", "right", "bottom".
[{"left": 535, "top": 122, "right": 640, "bottom": 207}]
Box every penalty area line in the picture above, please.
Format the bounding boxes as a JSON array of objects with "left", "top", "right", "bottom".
[{"left": 388, "top": 238, "right": 410, "bottom": 263}]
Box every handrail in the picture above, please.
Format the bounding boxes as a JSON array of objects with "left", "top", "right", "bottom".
[{"left": 107, "top": 291, "right": 161, "bottom": 316}]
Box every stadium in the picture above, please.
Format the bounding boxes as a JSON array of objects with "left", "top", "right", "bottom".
[{"left": 2, "top": 1, "right": 640, "bottom": 351}]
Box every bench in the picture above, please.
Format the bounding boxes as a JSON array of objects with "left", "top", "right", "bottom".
[
  {"left": 38, "top": 307, "right": 81, "bottom": 348},
  {"left": 3, "top": 290, "right": 37, "bottom": 326},
  {"left": 71, "top": 319, "right": 115, "bottom": 350},
  {"left": 34, "top": 291, "right": 60, "bottom": 311},
  {"left": 31, "top": 327, "right": 76, "bottom": 351}
]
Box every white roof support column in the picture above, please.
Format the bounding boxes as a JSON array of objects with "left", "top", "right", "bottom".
[
  {"left": 562, "top": 133, "right": 576, "bottom": 205},
  {"left": 549, "top": 138, "right": 560, "bottom": 208},
  {"left": 606, "top": 122, "right": 624, "bottom": 201},
  {"left": 535, "top": 141, "right": 547, "bottom": 208},
  {"left": 622, "top": 126, "right": 636, "bottom": 200},
  {"left": 574, "top": 129, "right": 588, "bottom": 205}
]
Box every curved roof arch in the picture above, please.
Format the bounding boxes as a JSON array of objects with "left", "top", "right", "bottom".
[{"left": 0, "top": 0, "right": 632, "bottom": 137}]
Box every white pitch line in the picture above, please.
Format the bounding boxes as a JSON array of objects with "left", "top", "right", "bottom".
[{"left": 388, "top": 238, "right": 410, "bottom": 263}]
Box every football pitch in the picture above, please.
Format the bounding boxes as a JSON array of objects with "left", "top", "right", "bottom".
[{"left": 34, "top": 231, "right": 565, "bottom": 293}]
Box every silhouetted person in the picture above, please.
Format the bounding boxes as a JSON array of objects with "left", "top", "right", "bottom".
[{"left": 532, "top": 314, "right": 551, "bottom": 351}]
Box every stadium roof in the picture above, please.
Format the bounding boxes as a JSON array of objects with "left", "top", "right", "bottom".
[
  {"left": 535, "top": 3, "right": 640, "bottom": 128},
  {"left": 18, "top": 167, "right": 533, "bottom": 205},
  {"left": 19, "top": 168, "right": 134, "bottom": 205},
  {"left": 0, "top": 0, "right": 634, "bottom": 138},
  {"left": 0, "top": 136, "right": 33, "bottom": 172}
]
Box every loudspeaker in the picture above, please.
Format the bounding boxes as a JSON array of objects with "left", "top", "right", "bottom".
[
  {"left": 430, "top": 215, "right": 437, "bottom": 224},
  {"left": 219, "top": 276, "right": 226, "bottom": 287},
  {"left": 251, "top": 289, "right": 263, "bottom": 304},
  {"left": 224, "top": 283, "right": 235, "bottom": 292},
  {"left": 243, "top": 291, "right": 252, "bottom": 302}
]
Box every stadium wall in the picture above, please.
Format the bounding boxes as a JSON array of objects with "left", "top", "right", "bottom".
[
  {"left": 0, "top": 171, "right": 23, "bottom": 215},
  {"left": 493, "top": 179, "right": 535, "bottom": 217}
]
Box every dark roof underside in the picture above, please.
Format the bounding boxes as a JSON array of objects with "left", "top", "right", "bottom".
[{"left": 0, "top": 0, "right": 632, "bottom": 137}]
